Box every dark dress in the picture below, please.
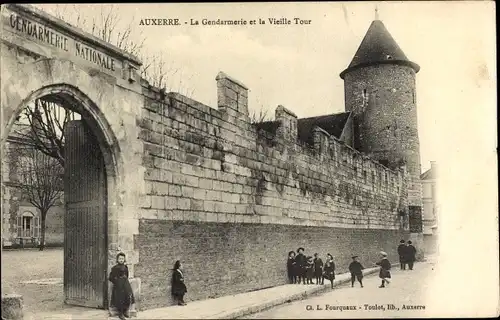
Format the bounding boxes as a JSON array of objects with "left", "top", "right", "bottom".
[
  {"left": 323, "top": 260, "right": 335, "bottom": 281},
  {"left": 376, "top": 258, "right": 392, "bottom": 279},
  {"left": 287, "top": 257, "right": 297, "bottom": 283},
  {"left": 305, "top": 259, "right": 314, "bottom": 283},
  {"left": 171, "top": 269, "right": 187, "bottom": 299},
  {"left": 108, "top": 264, "right": 135, "bottom": 312},
  {"left": 313, "top": 258, "right": 324, "bottom": 278}
]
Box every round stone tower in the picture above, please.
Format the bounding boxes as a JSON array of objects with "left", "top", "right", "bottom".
[{"left": 340, "top": 18, "right": 423, "bottom": 233}]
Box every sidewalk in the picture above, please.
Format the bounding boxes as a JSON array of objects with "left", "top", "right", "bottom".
[{"left": 25, "top": 266, "right": 383, "bottom": 320}]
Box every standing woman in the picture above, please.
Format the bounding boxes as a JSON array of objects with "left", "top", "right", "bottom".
[
  {"left": 287, "top": 251, "right": 297, "bottom": 284},
  {"left": 109, "top": 252, "right": 135, "bottom": 320},
  {"left": 171, "top": 260, "right": 188, "bottom": 306},
  {"left": 323, "top": 253, "right": 336, "bottom": 289}
]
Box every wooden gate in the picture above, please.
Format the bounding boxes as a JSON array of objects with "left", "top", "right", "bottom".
[{"left": 64, "top": 120, "right": 108, "bottom": 308}]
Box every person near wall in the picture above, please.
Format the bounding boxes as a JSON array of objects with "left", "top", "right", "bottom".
[
  {"left": 323, "top": 253, "right": 336, "bottom": 289},
  {"left": 406, "top": 241, "right": 417, "bottom": 270},
  {"left": 171, "top": 260, "right": 188, "bottom": 305},
  {"left": 108, "top": 252, "right": 135, "bottom": 320},
  {"left": 287, "top": 251, "right": 297, "bottom": 284},
  {"left": 397, "top": 239, "right": 407, "bottom": 270},
  {"left": 295, "top": 247, "right": 307, "bottom": 285},
  {"left": 305, "top": 256, "right": 314, "bottom": 284},
  {"left": 375, "top": 251, "right": 392, "bottom": 288},
  {"left": 348, "top": 255, "right": 364, "bottom": 288},
  {"left": 313, "top": 253, "right": 324, "bottom": 285}
]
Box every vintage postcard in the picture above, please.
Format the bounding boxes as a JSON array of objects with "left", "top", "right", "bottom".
[{"left": 1, "top": 1, "right": 498, "bottom": 319}]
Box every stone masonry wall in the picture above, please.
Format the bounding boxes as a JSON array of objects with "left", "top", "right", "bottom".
[
  {"left": 135, "top": 220, "right": 407, "bottom": 310},
  {"left": 133, "top": 72, "right": 410, "bottom": 309}
]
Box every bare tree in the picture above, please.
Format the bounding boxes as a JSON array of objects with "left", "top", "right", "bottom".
[
  {"left": 13, "top": 99, "right": 77, "bottom": 167},
  {"left": 249, "top": 105, "right": 272, "bottom": 124},
  {"left": 38, "top": 4, "right": 193, "bottom": 95},
  {"left": 15, "top": 144, "right": 64, "bottom": 251}
]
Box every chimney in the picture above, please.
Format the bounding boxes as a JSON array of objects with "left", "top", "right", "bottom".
[
  {"left": 216, "top": 71, "right": 249, "bottom": 118},
  {"left": 313, "top": 126, "right": 330, "bottom": 155},
  {"left": 275, "top": 105, "right": 297, "bottom": 141}
]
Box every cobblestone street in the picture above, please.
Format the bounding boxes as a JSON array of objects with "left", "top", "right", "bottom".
[{"left": 243, "top": 258, "right": 438, "bottom": 319}]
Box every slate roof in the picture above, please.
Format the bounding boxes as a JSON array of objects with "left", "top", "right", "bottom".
[
  {"left": 297, "top": 112, "right": 351, "bottom": 145},
  {"left": 254, "top": 120, "right": 280, "bottom": 134},
  {"left": 420, "top": 167, "right": 435, "bottom": 180},
  {"left": 340, "top": 20, "right": 420, "bottom": 79}
]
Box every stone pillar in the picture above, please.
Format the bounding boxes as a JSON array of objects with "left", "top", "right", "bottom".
[
  {"left": 275, "top": 105, "right": 297, "bottom": 141},
  {"left": 1, "top": 294, "right": 23, "bottom": 320},
  {"left": 216, "top": 71, "right": 249, "bottom": 118}
]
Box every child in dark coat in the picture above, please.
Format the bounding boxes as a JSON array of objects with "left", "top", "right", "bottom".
[
  {"left": 375, "top": 251, "right": 392, "bottom": 288},
  {"left": 305, "top": 256, "right": 314, "bottom": 284},
  {"left": 348, "top": 255, "right": 364, "bottom": 288},
  {"left": 109, "top": 253, "right": 135, "bottom": 320},
  {"left": 171, "top": 260, "right": 188, "bottom": 305},
  {"left": 313, "top": 253, "right": 324, "bottom": 285},
  {"left": 295, "top": 247, "right": 307, "bottom": 284},
  {"left": 287, "top": 251, "right": 297, "bottom": 284},
  {"left": 323, "top": 253, "right": 336, "bottom": 288}
]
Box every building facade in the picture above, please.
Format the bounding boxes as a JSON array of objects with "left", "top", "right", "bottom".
[
  {"left": 421, "top": 161, "right": 438, "bottom": 254},
  {"left": 1, "top": 124, "right": 65, "bottom": 248}
]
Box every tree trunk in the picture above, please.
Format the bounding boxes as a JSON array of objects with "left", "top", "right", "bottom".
[{"left": 39, "top": 214, "right": 46, "bottom": 251}]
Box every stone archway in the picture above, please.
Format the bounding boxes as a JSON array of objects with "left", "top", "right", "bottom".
[
  {"left": 2, "top": 84, "right": 121, "bottom": 308},
  {"left": 1, "top": 4, "right": 145, "bottom": 312}
]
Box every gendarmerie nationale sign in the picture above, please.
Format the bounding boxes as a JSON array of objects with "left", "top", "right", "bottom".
[
  {"left": 0, "top": 5, "right": 142, "bottom": 77},
  {"left": 6, "top": 12, "right": 116, "bottom": 71}
]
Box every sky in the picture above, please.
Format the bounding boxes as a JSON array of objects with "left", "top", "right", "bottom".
[
  {"left": 33, "top": 1, "right": 493, "bottom": 175},
  {"left": 24, "top": 2, "right": 500, "bottom": 314}
]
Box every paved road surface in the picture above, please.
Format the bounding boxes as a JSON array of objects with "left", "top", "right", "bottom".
[{"left": 243, "top": 259, "right": 438, "bottom": 319}]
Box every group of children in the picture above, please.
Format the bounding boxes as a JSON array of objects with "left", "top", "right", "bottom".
[
  {"left": 108, "top": 247, "right": 395, "bottom": 318},
  {"left": 287, "top": 248, "right": 335, "bottom": 287},
  {"left": 287, "top": 247, "right": 393, "bottom": 290}
]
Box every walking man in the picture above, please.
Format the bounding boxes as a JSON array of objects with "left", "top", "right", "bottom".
[
  {"left": 397, "top": 239, "right": 407, "bottom": 270},
  {"left": 406, "top": 241, "right": 417, "bottom": 270}
]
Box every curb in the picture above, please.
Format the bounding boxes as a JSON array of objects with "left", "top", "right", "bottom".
[{"left": 219, "top": 266, "right": 391, "bottom": 319}]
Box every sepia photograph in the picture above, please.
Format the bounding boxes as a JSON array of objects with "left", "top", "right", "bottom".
[{"left": 0, "top": 1, "right": 497, "bottom": 319}]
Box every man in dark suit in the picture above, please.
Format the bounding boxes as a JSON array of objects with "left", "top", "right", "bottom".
[
  {"left": 406, "top": 241, "right": 417, "bottom": 270},
  {"left": 397, "top": 239, "right": 407, "bottom": 270}
]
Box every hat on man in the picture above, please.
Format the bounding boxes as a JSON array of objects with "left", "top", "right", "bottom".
[
  {"left": 351, "top": 255, "right": 359, "bottom": 259},
  {"left": 297, "top": 247, "right": 305, "bottom": 252},
  {"left": 407, "top": 240, "right": 412, "bottom": 244},
  {"left": 400, "top": 240, "right": 405, "bottom": 243},
  {"left": 380, "top": 251, "right": 388, "bottom": 257}
]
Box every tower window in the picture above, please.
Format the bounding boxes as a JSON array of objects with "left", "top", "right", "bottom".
[{"left": 386, "top": 54, "right": 393, "bottom": 60}]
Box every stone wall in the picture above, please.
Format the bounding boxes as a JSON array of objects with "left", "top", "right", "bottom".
[
  {"left": 133, "top": 72, "right": 410, "bottom": 309},
  {"left": 135, "top": 219, "right": 406, "bottom": 309}
]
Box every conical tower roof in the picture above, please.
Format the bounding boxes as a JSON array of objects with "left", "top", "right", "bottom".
[{"left": 340, "top": 20, "right": 419, "bottom": 79}]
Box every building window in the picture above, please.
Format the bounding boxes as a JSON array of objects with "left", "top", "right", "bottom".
[
  {"left": 17, "top": 211, "right": 40, "bottom": 238},
  {"left": 363, "top": 171, "right": 367, "bottom": 183},
  {"left": 431, "top": 184, "right": 436, "bottom": 199}
]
